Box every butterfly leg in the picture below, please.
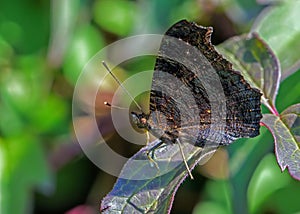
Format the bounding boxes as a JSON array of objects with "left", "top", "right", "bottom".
[
  {"left": 146, "top": 131, "right": 150, "bottom": 145},
  {"left": 176, "top": 138, "right": 194, "bottom": 179},
  {"left": 146, "top": 140, "right": 166, "bottom": 172}
]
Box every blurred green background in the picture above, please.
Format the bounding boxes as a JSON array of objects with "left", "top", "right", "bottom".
[{"left": 0, "top": 0, "right": 299, "bottom": 214}]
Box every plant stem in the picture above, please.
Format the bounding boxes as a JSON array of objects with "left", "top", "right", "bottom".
[{"left": 270, "top": 105, "right": 279, "bottom": 116}]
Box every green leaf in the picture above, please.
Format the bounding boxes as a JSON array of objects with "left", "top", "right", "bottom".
[
  {"left": 261, "top": 104, "right": 300, "bottom": 180},
  {"left": 101, "top": 140, "right": 217, "bottom": 213},
  {"left": 227, "top": 128, "right": 273, "bottom": 214},
  {"left": 276, "top": 68, "right": 300, "bottom": 113},
  {"left": 93, "top": 0, "right": 136, "bottom": 36},
  {"left": 63, "top": 24, "right": 105, "bottom": 85},
  {"left": 0, "top": 0, "right": 50, "bottom": 53},
  {"left": 30, "top": 95, "right": 68, "bottom": 134},
  {"left": 217, "top": 33, "right": 280, "bottom": 113},
  {"left": 204, "top": 180, "right": 232, "bottom": 213},
  {"left": 193, "top": 201, "right": 229, "bottom": 214},
  {"left": 0, "top": 136, "right": 52, "bottom": 214},
  {"left": 0, "top": 55, "right": 49, "bottom": 118},
  {"left": 252, "top": 1, "right": 300, "bottom": 81},
  {"left": 263, "top": 180, "right": 300, "bottom": 214},
  {"left": 247, "top": 154, "right": 292, "bottom": 213},
  {"left": 0, "top": 100, "right": 25, "bottom": 136},
  {"left": 0, "top": 21, "right": 22, "bottom": 46},
  {"left": 0, "top": 36, "right": 13, "bottom": 60},
  {"left": 1, "top": 72, "right": 42, "bottom": 116}
]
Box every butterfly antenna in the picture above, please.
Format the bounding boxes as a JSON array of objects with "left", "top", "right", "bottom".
[
  {"left": 104, "top": 101, "right": 128, "bottom": 110},
  {"left": 176, "top": 138, "right": 194, "bottom": 179},
  {"left": 102, "top": 61, "right": 143, "bottom": 112}
]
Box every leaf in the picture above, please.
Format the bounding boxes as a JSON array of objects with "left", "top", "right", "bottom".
[
  {"left": 275, "top": 68, "right": 300, "bottom": 113},
  {"left": 252, "top": 1, "right": 300, "bottom": 81},
  {"left": 227, "top": 128, "right": 273, "bottom": 214},
  {"left": 281, "top": 104, "right": 300, "bottom": 141},
  {"left": 0, "top": 136, "right": 52, "bottom": 214},
  {"left": 261, "top": 103, "right": 300, "bottom": 180},
  {"left": 193, "top": 201, "right": 229, "bottom": 214},
  {"left": 217, "top": 33, "right": 280, "bottom": 113},
  {"left": 93, "top": 0, "right": 136, "bottom": 36},
  {"left": 247, "top": 154, "right": 292, "bottom": 213},
  {"left": 101, "top": 139, "right": 217, "bottom": 213},
  {"left": 63, "top": 24, "right": 105, "bottom": 85}
]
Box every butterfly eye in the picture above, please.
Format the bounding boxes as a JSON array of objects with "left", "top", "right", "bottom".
[{"left": 131, "top": 112, "right": 139, "bottom": 126}]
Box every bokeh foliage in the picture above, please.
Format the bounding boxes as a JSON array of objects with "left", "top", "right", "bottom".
[{"left": 0, "top": 0, "right": 299, "bottom": 214}]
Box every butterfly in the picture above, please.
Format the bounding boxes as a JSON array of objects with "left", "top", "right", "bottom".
[
  {"left": 101, "top": 19, "right": 263, "bottom": 213},
  {"left": 130, "top": 20, "right": 262, "bottom": 177}
]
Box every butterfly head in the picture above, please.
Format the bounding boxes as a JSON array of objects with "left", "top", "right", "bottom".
[{"left": 131, "top": 112, "right": 150, "bottom": 130}]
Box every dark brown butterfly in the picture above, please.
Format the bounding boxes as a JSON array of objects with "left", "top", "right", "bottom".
[{"left": 131, "top": 20, "right": 262, "bottom": 177}]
